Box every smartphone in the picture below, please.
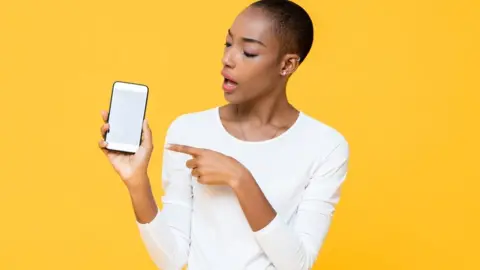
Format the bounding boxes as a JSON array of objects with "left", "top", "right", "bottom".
[{"left": 104, "top": 81, "right": 149, "bottom": 153}]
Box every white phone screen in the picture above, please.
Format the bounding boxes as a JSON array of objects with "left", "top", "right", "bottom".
[{"left": 106, "top": 84, "right": 148, "bottom": 149}]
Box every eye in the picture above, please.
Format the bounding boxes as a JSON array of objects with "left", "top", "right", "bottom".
[
  {"left": 244, "top": 52, "right": 258, "bottom": 58},
  {"left": 224, "top": 42, "right": 232, "bottom": 48}
]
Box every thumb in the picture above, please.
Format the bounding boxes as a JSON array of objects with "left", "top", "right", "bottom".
[{"left": 141, "top": 118, "right": 153, "bottom": 150}]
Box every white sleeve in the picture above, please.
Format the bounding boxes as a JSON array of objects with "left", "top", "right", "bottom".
[
  {"left": 136, "top": 116, "right": 193, "bottom": 270},
  {"left": 253, "top": 140, "right": 350, "bottom": 270}
]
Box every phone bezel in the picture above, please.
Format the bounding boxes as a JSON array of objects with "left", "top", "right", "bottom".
[{"left": 104, "top": 81, "right": 149, "bottom": 154}]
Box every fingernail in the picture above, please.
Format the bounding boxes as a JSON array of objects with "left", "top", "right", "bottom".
[{"left": 165, "top": 143, "right": 171, "bottom": 149}]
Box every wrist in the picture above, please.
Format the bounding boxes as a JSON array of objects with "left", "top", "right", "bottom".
[
  {"left": 126, "top": 174, "right": 151, "bottom": 194},
  {"left": 230, "top": 171, "right": 253, "bottom": 192}
]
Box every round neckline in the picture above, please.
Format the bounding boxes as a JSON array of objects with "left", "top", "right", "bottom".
[{"left": 214, "top": 106, "right": 304, "bottom": 145}]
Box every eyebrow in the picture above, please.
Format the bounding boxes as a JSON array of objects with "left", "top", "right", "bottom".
[{"left": 228, "top": 29, "right": 266, "bottom": 47}]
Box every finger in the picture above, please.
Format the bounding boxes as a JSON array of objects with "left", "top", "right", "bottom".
[
  {"left": 166, "top": 144, "right": 202, "bottom": 156},
  {"left": 141, "top": 119, "right": 153, "bottom": 150},
  {"left": 101, "top": 110, "right": 109, "bottom": 123},
  {"left": 100, "top": 123, "right": 110, "bottom": 137},
  {"left": 186, "top": 158, "right": 198, "bottom": 169},
  {"left": 196, "top": 175, "right": 208, "bottom": 184},
  {"left": 191, "top": 167, "right": 201, "bottom": 177},
  {"left": 98, "top": 139, "right": 109, "bottom": 154}
]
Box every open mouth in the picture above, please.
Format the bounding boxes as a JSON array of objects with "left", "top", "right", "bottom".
[{"left": 223, "top": 77, "right": 238, "bottom": 92}]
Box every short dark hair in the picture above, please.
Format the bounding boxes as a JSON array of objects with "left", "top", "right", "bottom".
[{"left": 250, "top": 0, "right": 314, "bottom": 64}]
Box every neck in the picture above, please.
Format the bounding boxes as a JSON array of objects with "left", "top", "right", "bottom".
[{"left": 233, "top": 86, "right": 295, "bottom": 125}]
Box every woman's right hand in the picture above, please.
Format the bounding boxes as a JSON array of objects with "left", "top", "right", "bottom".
[{"left": 98, "top": 110, "right": 154, "bottom": 190}]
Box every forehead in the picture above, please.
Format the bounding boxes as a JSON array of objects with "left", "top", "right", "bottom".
[{"left": 229, "top": 7, "right": 278, "bottom": 47}]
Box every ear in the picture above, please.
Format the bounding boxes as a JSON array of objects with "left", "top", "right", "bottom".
[{"left": 279, "top": 54, "right": 301, "bottom": 77}]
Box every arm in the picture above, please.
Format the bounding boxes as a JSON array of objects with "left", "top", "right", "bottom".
[
  {"left": 128, "top": 177, "right": 159, "bottom": 224},
  {"left": 232, "top": 141, "right": 350, "bottom": 270},
  {"left": 136, "top": 118, "right": 193, "bottom": 270}
]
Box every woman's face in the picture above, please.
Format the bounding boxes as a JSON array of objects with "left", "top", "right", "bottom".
[{"left": 221, "top": 7, "right": 285, "bottom": 104}]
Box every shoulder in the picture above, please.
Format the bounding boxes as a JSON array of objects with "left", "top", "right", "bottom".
[
  {"left": 297, "top": 112, "right": 350, "bottom": 159},
  {"left": 164, "top": 107, "right": 218, "bottom": 140}
]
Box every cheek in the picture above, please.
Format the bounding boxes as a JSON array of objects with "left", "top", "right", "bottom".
[{"left": 241, "top": 59, "right": 278, "bottom": 87}]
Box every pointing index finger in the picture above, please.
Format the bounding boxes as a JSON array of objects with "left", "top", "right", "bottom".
[{"left": 166, "top": 144, "right": 202, "bottom": 156}]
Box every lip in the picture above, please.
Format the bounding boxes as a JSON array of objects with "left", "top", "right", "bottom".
[
  {"left": 221, "top": 70, "right": 238, "bottom": 93},
  {"left": 221, "top": 70, "right": 237, "bottom": 84}
]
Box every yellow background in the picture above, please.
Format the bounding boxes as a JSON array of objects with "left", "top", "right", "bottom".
[{"left": 0, "top": 0, "right": 478, "bottom": 269}]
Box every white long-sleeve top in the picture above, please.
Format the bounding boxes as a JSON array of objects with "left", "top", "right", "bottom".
[{"left": 136, "top": 107, "right": 350, "bottom": 270}]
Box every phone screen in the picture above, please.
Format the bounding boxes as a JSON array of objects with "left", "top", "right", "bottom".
[{"left": 106, "top": 86, "right": 148, "bottom": 148}]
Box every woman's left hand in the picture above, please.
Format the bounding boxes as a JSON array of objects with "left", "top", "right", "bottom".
[{"left": 166, "top": 144, "right": 251, "bottom": 187}]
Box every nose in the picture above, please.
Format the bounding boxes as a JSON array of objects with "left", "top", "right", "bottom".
[{"left": 222, "top": 48, "right": 236, "bottom": 69}]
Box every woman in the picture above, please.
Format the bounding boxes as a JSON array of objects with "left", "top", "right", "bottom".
[{"left": 99, "top": 1, "right": 349, "bottom": 269}]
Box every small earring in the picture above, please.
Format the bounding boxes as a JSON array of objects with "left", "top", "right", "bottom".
[{"left": 282, "top": 71, "right": 287, "bottom": 76}]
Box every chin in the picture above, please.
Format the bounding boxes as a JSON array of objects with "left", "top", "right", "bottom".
[
  {"left": 222, "top": 84, "right": 258, "bottom": 105},
  {"left": 223, "top": 89, "right": 265, "bottom": 105},
  {"left": 223, "top": 92, "right": 243, "bottom": 104}
]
